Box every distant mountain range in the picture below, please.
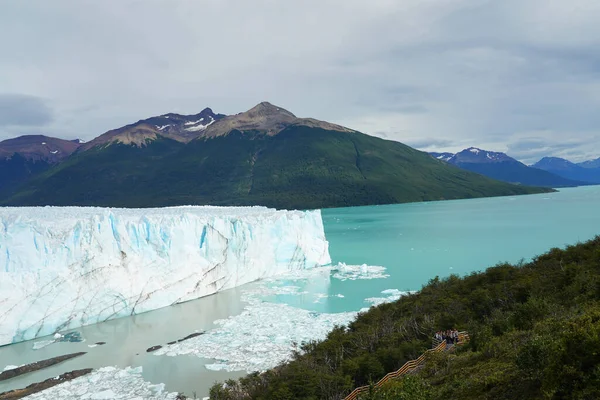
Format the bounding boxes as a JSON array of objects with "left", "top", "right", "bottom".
[
  {"left": 0, "top": 103, "right": 550, "bottom": 209},
  {"left": 532, "top": 157, "right": 600, "bottom": 184},
  {"left": 430, "top": 148, "right": 586, "bottom": 188}
]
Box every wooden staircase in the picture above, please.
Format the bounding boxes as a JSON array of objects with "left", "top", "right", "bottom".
[{"left": 343, "top": 331, "right": 469, "bottom": 400}]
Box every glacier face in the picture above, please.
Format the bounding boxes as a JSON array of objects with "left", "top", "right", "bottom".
[{"left": 0, "top": 206, "right": 330, "bottom": 346}]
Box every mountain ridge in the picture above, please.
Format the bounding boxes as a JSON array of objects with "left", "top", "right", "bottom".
[
  {"left": 2, "top": 103, "right": 552, "bottom": 209},
  {"left": 429, "top": 147, "right": 584, "bottom": 187},
  {"left": 200, "top": 101, "right": 356, "bottom": 138},
  {"left": 79, "top": 108, "right": 226, "bottom": 151},
  {"left": 532, "top": 156, "right": 600, "bottom": 184}
]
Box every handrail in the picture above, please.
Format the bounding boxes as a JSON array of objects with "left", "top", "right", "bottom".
[{"left": 343, "top": 331, "right": 469, "bottom": 400}]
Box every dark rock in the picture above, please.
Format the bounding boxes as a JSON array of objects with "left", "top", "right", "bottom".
[
  {"left": 146, "top": 345, "right": 162, "bottom": 353},
  {"left": 0, "top": 352, "right": 86, "bottom": 382},
  {"left": 0, "top": 368, "right": 92, "bottom": 399},
  {"left": 167, "top": 341, "right": 177, "bottom": 345},
  {"left": 177, "top": 332, "right": 204, "bottom": 342},
  {"left": 95, "top": 342, "right": 106, "bottom": 345}
]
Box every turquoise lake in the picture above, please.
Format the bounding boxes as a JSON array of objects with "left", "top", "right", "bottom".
[{"left": 1, "top": 185, "right": 599, "bottom": 396}]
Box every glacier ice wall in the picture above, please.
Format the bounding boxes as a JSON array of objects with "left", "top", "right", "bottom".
[{"left": 0, "top": 206, "right": 330, "bottom": 346}]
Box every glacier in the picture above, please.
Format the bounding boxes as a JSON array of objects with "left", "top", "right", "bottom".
[{"left": 0, "top": 206, "right": 330, "bottom": 346}]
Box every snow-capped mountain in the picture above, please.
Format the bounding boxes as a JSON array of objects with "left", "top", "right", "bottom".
[{"left": 430, "top": 148, "right": 585, "bottom": 187}]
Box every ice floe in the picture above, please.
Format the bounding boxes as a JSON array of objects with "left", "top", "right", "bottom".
[
  {"left": 331, "top": 263, "right": 389, "bottom": 280},
  {"left": 154, "top": 299, "right": 357, "bottom": 372},
  {"left": 22, "top": 366, "right": 179, "bottom": 399}
]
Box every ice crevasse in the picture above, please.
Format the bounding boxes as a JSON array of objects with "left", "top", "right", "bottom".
[{"left": 0, "top": 206, "right": 331, "bottom": 346}]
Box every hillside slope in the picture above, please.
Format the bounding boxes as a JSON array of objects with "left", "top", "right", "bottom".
[
  {"left": 0, "top": 135, "right": 81, "bottom": 196},
  {"left": 5, "top": 126, "right": 549, "bottom": 209},
  {"left": 209, "top": 236, "right": 600, "bottom": 400}
]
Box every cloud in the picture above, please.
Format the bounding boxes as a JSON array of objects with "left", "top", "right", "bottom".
[
  {"left": 0, "top": 0, "right": 598, "bottom": 162},
  {"left": 505, "top": 133, "right": 599, "bottom": 164},
  {"left": 0, "top": 94, "right": 53, "bottom": 127},
  {"left": 405, "top": 138, "right": 455, "bottom": 149}
]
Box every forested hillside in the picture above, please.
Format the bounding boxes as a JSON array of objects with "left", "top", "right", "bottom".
[{"left": 209, "top": 237, "right": 600, "bottom": 399}]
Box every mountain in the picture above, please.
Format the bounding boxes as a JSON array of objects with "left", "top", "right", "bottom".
[
  {"left": 4, "top": 103, "right": 551, "bottom": 209},
  {"left": 532, "top": 157, "right": 600, "bottom": 184},
  {"left": 430, "top": 147, "right": 584, "bottom": 188},
  {"left": 202, "top": 101, "right": 355, "bottom": 138},
  {"left": 0, "top": 135, "right": 81, "bottom": 196},
  {"left": 79, "top": 107, "right": 226, "bottom": 151},
  {"left": 578, "top": 157, "right": 600, "bottom": 169}
]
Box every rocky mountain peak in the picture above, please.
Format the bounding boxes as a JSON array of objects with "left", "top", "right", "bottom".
[
  {"left": 246, "top": 102, "right": 296, "bottom": 118},
  {"left": 452, "top": 147, "right": 514, "bottom": 164},
  {"left": 202, "top": 102, "right": 354, "bottom": 138}
]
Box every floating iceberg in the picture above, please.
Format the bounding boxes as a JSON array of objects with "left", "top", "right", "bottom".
[
  {"left": 331, "top": 263, "right": 389, "bottom": 281},
  {"left": 0, "top": 206, "right": 330, "bottom": 345}
]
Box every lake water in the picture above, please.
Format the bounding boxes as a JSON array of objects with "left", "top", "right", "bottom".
[{"left": 1, "top": 186, "right": 599, "bottom": 397}]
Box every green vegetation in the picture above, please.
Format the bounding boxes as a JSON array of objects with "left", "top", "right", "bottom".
[
  {"left": 208, "top": 237, "right": 600, "bottom": 399},
  {"left": 4, "top": 127, "right": 550, "bottom": 208},
  {"left": 0, "top": 154, "right": 51, "bottom": 198}
]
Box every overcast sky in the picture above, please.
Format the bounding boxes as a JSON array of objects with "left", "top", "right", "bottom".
[{"left": 1, "top": 0, "right": 599, "bottom": 163}]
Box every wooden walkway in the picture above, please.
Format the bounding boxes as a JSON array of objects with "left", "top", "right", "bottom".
[{"left": 343, "top": 331, "right": 469, "bottom": 400}]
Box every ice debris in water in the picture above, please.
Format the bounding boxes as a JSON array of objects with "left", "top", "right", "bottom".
[
  {"left": 154, "top": 263, "right": 391, "bottom": 372},
  {"left": 331, "top": 263, "right": 389, "bottom": 281},
  {"left": 155, "top": 300, "right": 357, "bottom": 372},
  {"left": 32, "top": 340, "right": 56, "bottom": 350},
  {"left": 22, "top": 366, "right": 179, "bottom": 399}
]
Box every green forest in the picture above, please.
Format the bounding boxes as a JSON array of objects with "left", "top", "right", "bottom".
[{"left": 208, "top": 237, "right": 600, "bottom": 400}]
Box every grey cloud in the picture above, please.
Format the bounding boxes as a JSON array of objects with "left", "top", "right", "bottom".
[
  {"left": 406, "top": 138, "right": 455, "bottom": 149},
  {"left": 507, "top": 138, "right": 587, "bottom": 154},
  {"left": 0, "top": 0, "right": 599, "bottom": 161},
  {"left": 505, "top": 135, "right": 599, "bottom": 164},
  {"left": 0, "top": 94, "right": 53, "bottom": 127}
]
